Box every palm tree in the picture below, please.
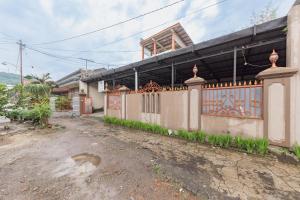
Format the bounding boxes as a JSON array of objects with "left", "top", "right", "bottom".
[
  {"left": 25, "top": 73, "right": 56, "bottom": 87},
  {"left": 24, "top": 73, "right": 55, "bottom": 104}
]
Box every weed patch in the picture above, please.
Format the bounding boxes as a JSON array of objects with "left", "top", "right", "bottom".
[
  {"left": 293, "top": 144, "right": 300, "bottom": 160},
  {"left": 103, "top": 116, "right": 269, "bottom": 155}
]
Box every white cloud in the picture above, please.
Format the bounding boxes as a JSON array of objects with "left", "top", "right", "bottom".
[
  {"left": 39, "top": 0, "right": 54, "bottom": 17},
  {"left": 0, "top": 0, "right": 224, "bottom": 79}
]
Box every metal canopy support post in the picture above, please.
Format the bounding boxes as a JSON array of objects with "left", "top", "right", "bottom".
[
  {"left": 112, "top": 79, "right": 116, "bottom": 89},
  {"left": 134, "top": 68, "right": 138, "bottom": 91},
  {"left": 233, "top": 46, "right": 237, "bottom": 83},
  {"left": 171, "top": 62, "right": 175, "bottom": 88}
]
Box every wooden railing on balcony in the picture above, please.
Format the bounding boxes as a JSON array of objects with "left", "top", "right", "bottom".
[{"left": 202, "top": 81, "right": 263, "bottom": 119}]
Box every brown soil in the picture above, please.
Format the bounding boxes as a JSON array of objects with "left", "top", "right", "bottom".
[{"left": 0, "top": 117, "right": 300, "bottom": 200}]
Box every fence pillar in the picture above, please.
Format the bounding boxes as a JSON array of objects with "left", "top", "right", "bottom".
[
  {"left": 287, "top": 1, "right": 300, "bottom": 146},
  {"left": 103, "top": 83, "right": 110, "bottom": 116},
  {"left": 79, "top": 92, "right": 87, "bottom": 115},
  {"left": 49, "top": 96, "right": 57, "bottom": 112},
  {"left": 184, "top": 65, "right": 206, "bottom": 131},
  {"left": 256, "top": 50, "right": 298, "bottom": 147},
  {"left": 119, "top": 86, "right": 130, "bottom": 119}
]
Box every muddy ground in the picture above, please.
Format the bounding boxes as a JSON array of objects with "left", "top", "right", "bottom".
[{"left": 0, "top": 117, "right": 300, "bottom": 200}]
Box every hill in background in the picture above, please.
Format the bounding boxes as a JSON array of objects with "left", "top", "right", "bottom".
[{"left": 0, "top": 72, "right": 20, "bottom": 85}]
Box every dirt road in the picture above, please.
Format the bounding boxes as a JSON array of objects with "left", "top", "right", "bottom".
[{"left": 0, "top": 117, "right": 300, "bottom": 200}]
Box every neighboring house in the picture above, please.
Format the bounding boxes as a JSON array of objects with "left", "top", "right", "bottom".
[{"left": 53, "top": 68, "right": 106, "bottom": 111}]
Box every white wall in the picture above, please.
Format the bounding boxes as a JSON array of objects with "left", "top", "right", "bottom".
[{"left": 88, "top": 82, "right": 104, "bottom": 110}]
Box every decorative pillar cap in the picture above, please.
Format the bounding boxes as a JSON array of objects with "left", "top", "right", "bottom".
[
  {"left": 256, "top": 49, "right": 298, "bottom": 80},
  {"left": 269, "top": 49, "right": 279, "bottom": 68},
  {"left": 184, "top": 64, "right": 206, "bottom": 86},
  {"left": 118, "top": 85, "right": 130, "bottom": 92}
]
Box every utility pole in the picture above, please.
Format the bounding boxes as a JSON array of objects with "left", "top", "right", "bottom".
[
  {"left": 79, "top": 58, "right": 94, "bottom": 71},
  {"left": 17, "top": 40, "right": 25, "bottom": 85}
]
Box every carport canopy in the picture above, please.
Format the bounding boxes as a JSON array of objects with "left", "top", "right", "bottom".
[{"left": 82, "top": 16, "right": 287, "bottom": 89}]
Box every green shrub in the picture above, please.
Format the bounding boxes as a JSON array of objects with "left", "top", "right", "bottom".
[
  {"left": 242, "top": 138, "right": 256, "bottom": 153},
  {"left": 293, "top": 144, "right": 300, "bottom": 160},
  {"left": 234, "top": 136, "right": 243, "bottom": 149},
  {"left": 55, "top": 96, "right": 72, "bottom": 110},
  {"left": 256, "top": 138, "right": 269, "bottom": 155},
  {"left": 195, "top": 131, "right": 206, "bottom": 143},
  {"left": 6, "top": 103, "right": 51, "bottom": 127},
  {"left": 103, "top": 116, "right": 270, "bottom": 156},
  {"left": 177, "top": 130, "right": 197, "bottom": 141},
  {"left": 30, "top": 103, "right": 52, "bottom": 126},
  {"left": 103, "top": 116, "right": 168, "bottom": 136},
  {"left": 207, "top": 135, "right": 218, "bottom": 146},
  {"left": 218, "top": 135, "right": 233, "bottom": 148},
  {"left": 0, "top": 83, "right": 8, "bottom": 115},
  {"left": 207, "top": 134, "right": 232, "bottom": 148}
]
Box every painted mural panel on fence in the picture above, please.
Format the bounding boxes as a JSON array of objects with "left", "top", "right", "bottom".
[
  {"left": 108, "top": 95, "right": 121, "bottom": 110},
  {"left": 202, "top": 84, "right": 263, "bottom": 118}
]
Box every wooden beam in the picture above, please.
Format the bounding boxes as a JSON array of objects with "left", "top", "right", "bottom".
[
  {"left": 156, "top": 40, "right": 167, "bottom": 52},
  {"left": 152, "top": 38, "right": 157, "bottom": 55},
  {"left": 171, "top": 29, "right": 186, "bottom": 48},
  {"left": 141, "top": 44, "right": 144, "bottom": 60}
]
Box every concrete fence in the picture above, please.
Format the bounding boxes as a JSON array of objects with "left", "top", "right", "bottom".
[{"left": 104, "top": 50, "right": 300, "bottom": 148}]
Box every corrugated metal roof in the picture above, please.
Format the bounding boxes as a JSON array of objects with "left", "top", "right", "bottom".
[{"left": 83, "top": 16, "right": 287, "bottom": 86}]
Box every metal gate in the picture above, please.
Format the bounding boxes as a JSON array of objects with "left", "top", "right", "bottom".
[{"left": 82, "top": 97, "right": 93, "bottom": 114}]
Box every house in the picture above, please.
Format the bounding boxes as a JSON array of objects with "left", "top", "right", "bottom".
[
  {"left": 78, "top": 1, "right": 300, "bottom": 148},
  {"left": 53, "top": 68, "right": 106, "bottom": 112}
]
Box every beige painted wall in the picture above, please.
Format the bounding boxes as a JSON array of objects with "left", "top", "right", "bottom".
[
  {"left": 126, "top": 93, "right": 141, "bottom": 121},
  {"left": 287, "top": 4, "right": 300, "bottom": 145},
  {"left": 268, "top": 83, "right": 286, "bottom": 143},
  {"left": 107, "top": 109, "right": 121, "bottom": 118},
  {"left": 141, "top": 113, "right": 161, "bottom": 125},
  {"left": 88, "top": 82, "right": 104, "bottom": 109},
  {"left": 160, "top": 91, "right": 188, "bottom": 130},
  {"left": 79, "top": 80, "right": 87, "bottom": 94},
  {"left": 201, "top": 115, "right": 264, "bottom": 138}
]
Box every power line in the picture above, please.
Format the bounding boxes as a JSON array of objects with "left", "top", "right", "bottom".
[
  {"left": 14, "top": 0, "right": 230, "bottom": 71},
  {"left": 77, "top": 0, "right": 230, "bottom": 51},
  {"left": 44, "top": 0, "right": 229, "bottom": 57},
  {"left": 30, "top": 46, "right": 140, "bottom": 53},
  {"left": 25, "top": 45, "right": 124, "bottom": 67},
  {"left": 32, "top": 0, "right": 185, "bottom": 45},
  {"left": 0, "top": 32, "right": 16, "bottom": 41}
]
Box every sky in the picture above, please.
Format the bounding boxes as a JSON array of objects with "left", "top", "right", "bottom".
[{"left": 0, "top": 0, "right": 295, "bottom": 80}]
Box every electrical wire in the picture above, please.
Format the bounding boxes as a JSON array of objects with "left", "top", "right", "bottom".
[
  {"left": 98, "top": 0, "right": 230, "bottom": 48},
  {"left": 25, "top": 45, "right": 125, "bottom": 67},
  {"left": 45, "top": 0, "right": 230, "bottom": 56},
  {"left": 241, "top": 47, "right": 270, "bottom": 68},
  {"left": 29, "top": 46, "right": 140, "bottom": 53},
  {"left": 4, "top": 0, "right": 232, "bottom": 71},
  {"left": 32, "top": 0, "right": 185, "bottom": 45}
]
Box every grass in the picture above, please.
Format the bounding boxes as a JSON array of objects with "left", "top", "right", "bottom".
[
  {"left": 152, "top": 163, "right": 161, "bottom": 174},
  {"left": 103, "top": 116, "right": 168, "bottom": 136},
  {"left": 103, "top": 116, "right": 269, "bottom": 155},
  {"left": 293, "top": 144, "right": 300, "bottom": 160}
]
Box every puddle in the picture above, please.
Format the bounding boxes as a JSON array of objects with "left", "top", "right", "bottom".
[
  {"left": 71, "top": 153, "right": 101, "bottom": 166},
  {"left": 53, "top": 153, "right": 101, "bottom": 178}
]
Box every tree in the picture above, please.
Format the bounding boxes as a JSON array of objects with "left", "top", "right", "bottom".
[
  {"left": 0, "top": 84, "right": 8, "bottom": 115},
  {"left": 25, "top": 73, "right": 56, "bottom": 87},
  {"left": 250, "top": 3, "right": 277, "bottom": 25}
]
